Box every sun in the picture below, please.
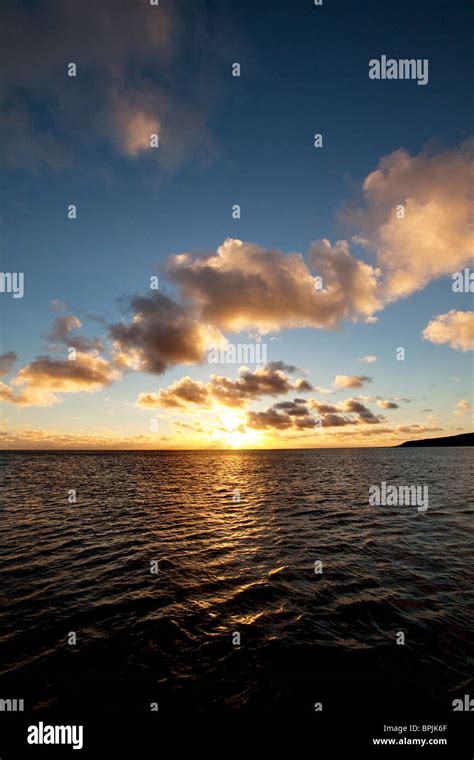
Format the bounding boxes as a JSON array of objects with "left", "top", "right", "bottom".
[
  {"left": 219, "top": 410, "right": 244, "bottom": 430},
  {"left": 217, "top": 409, "right": 263, "bottom": 448}
]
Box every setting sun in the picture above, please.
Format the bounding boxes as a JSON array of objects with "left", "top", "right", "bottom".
[{"left": 217, "top": 409, "right": 263, "bottom": 448}]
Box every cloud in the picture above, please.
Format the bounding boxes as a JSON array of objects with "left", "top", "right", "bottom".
[
  {"left": 136, "top": 377, "right": 210, "bottom": 410},
  {"left": 422, "top": 310, "right": 474, "bottom": 351},
  {"left": 107, "top": 85, "right": 214, "bottom": 168},
  {"left": 0, "top": 381, "right": 58, "bottom": 408},
  {"left": 111, "top": 102, "right": 160, "bottom": 157},
  {"left": 319, "top": 413, "right": 353, "bottom": 428},
  {"left": 136, "top": 367, "right": 369, "bottom": 407},
  {"left": 109, "top": 292, "right": 225, "bottom": 375},
  {"left": 376, "top": 399, "right": 399, "bottom": 409},
  {"left": 161, "top": 143, "right": 473, "bottom": 337},
  {"left": 346, "top": 142, "right": 474, "bottom": 300},
  {"left": 246, "top": 405, "right": 318, "bottom": 431},
  {"left": 0, "top": 423, "right": 174, "bottom": 450},
  {"left": 273, "top": 400, "right": 310, "bottom": 415},
  {"left": 209, "top": 367, "right": 313, "bottom": 406},
  {"left": 167, "top": 238, "right": 383, "bottom": 334},
  {"left": 1, "top": 353, "right": 119, "bottom": 407},
  {"left": 335, "top": 398, "right": 383, "bottom": 423},
  {"left": 313, "top": 385, "right": 335, "bottom": 395},
  {"left": 174, "top": 420, "right": 206, "bottom": 434},
  {"left": 307, "top": 399, "right": 338, "bottom": 414},
  {"left": 334, "top": 374, "right": 372, "bottom": 389},
  {"left": 245, "top": 395, "right": 385, "bottom": 432},
  {"left": 294, "top": 378, "right": 313, "bottom": 392},
  {"left": 43, "top": 141, "right": 470, "bottom": 369},
  {"left": 14, "top": 353, "right": 119, "bottom": 393},
  {"left": 48, "top": 315, "right": 103, "bottom": 353},
  {"left": 0, "top": 351, "right": 17, "bottom": 377},
  {"left": 135, "top": 365, "right": 385, "bottom": 434},
  {"left": 49, "top": 315, "right": 81, "bottom": 339},
  {"left": 0, "top": 0, "right": 223, "bottom": 170},
  {"left": 395, "top": 424, "right": 443, "bottom": 435},
  {"left": 266, "top": 360, "right": 299, "bottom": 374},
  {"left": 308, "top": 239, "right": 383, "bottom": 322},
  {"left": 310, "top": 397, "right": 384, "bottom": 424},
  {"left": 134, "top": 364, "right": 312, "bottom": 410},
  {"left": 49, "top": 299, "right": 67, "bottom": 312},
  {"left": 455, "top": 399, "right": 472, "bottom": 417}
]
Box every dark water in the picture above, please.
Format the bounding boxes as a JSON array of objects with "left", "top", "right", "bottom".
[{"left": 0, "top": 448, "right": 473, "bottom": 721}]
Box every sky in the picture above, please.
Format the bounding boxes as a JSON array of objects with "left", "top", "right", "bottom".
[{"left": 0, "top": 0, "right": 473, "bottom": 449}]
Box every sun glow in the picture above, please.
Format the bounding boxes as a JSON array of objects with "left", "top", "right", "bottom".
[{"left": 217, "top": 409, "right": 263, "bottom": 448}]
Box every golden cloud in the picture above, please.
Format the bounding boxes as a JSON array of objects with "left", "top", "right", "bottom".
[
  {"left": 422, "top": 310, "right": 474, "bottom": 351},
  {"left": 334, "top": 374, "right": 372, "bottom": 389},
  {"left": 348, "top": 142, "right": 474, "bottom": 300},
  {"left": 134, "top": 364, "right": 313, "bottom": 410},
  {"left": 0, "top": 353, "right": 119, "bottom": 407},
  {"left": 167, "top": 237, "right": 383, "bottom": 334}
]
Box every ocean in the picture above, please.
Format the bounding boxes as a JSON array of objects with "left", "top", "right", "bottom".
[{"left": 0, "top": 448, "right": 473, "bottom": 749}]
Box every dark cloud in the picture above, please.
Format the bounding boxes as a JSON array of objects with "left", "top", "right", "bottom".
[
  {"left": 308, "top": 399, "right": 338, "bottom": 414},
  {"left": 48, "top": 316, "right": 103, "bottom": 353},
  {"left": 376, "top": 399, "right": 399, "bottom": 409},
  {"left": 273, "top": 401, "right": 311, "bottom": 416},
  {"left": 109, "top": 292, "right": 224, "bottom": 375},
  {"left": 245, "top": 394, "right": 385, "bottom": 432},
  {"left": 0, "top": 351, "right": 17, "bottom": 377},
  {"left": 266, "top": 361, "right": 299, "bottom": 374},
  {"left": 320, "top": 413, "right": 352, "bottom": 428},
  {"left": 246, "top": 407, "right": 316, "bottom": 431}
]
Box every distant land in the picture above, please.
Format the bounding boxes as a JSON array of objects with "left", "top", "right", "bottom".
[{"left": 398, "top": 432, "right": 473, "bottom": 447}]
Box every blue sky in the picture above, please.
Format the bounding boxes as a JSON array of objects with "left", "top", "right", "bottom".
[{"left": 0, "top": 0, "right": 472, "bottom": 447}]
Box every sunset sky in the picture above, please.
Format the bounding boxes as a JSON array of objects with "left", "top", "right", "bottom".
[{"left": 0, "top": 0, "right": 473, "bottom": 449}]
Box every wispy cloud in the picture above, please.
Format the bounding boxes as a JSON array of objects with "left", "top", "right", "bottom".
[
  {"left": 0, "top": 0, "right": 225, "bottom": 171},
  {"left": 0, "top": 351, "right": 17, "bottom": 377}
]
